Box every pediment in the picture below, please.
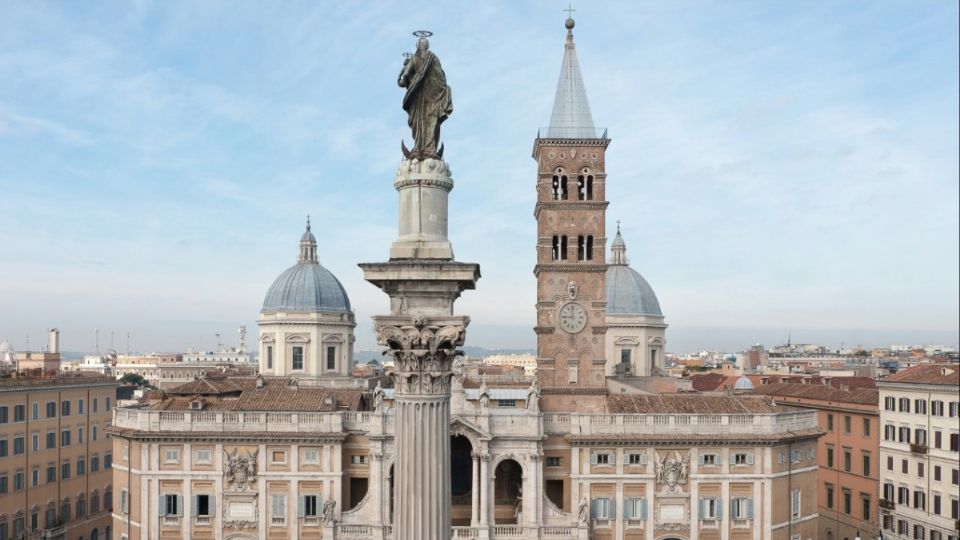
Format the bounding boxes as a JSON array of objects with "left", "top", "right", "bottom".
[{"left": 450, "top": 415, "right": 492, "bottom": 443}]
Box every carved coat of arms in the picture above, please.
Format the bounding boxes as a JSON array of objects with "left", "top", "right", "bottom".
[
  {"left": 655, "top": 450, "right": 690, "bottom": 492},
  {"left": 224, "top": 449, "right": 258, "bottom": 491}
]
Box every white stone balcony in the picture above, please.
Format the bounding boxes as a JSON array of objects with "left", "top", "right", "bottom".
[
  {"left": 114, "top": 406, "right": 817, "bottom": 438},
  {"left": 338, "top": 525, "right": 578, "bottom": 540},
  {"left": 542, "top": 410, "right": 817, "bottom": 437},
  {"left": 113, "top": 408, "right": 346, "bottom": 433}
]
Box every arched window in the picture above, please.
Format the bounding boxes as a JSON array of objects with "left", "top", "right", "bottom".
[
  {"left": 60, "top": 498, "right": 70, "bottom": 523},
  {"left": 586, "top": 236, "right": 594, "bottom": 260},
  {"left": 551, "top": 236, "right": 559, "bottom": 261},
  {"left": 90, "top": 528, "right": 99, "bottom": 540},
  {"left": 76, "top": 495, "right": 86, "bottom": 518},
  {"left": 577, "top": 175, "right": 586, "bottom": 200},
  {"left": 551, "top": 175, "right": 560, "bottom": 200},
  {"left": 586, "top": 175, "right": 593, "bottom": 200},
  {"left": 560, "top": 236, "right": 568, "bottom": 260},
  {"left": 560, "top": 175, "right": 569, "bottom": 200},
  {"left": 90, "top": 491, "right": 100, "bottom": 514},
  {"left": 577, "top": 236, "right": 585, "bottom": 261}
]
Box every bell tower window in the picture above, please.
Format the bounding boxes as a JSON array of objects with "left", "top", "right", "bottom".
[
  {"left": 551, "top": 175, "right": 560, "bottom": 200},
  {"left": 561, "top": 175, "right": 569, "bottom": 200},
  {"left": 577, "top": 236, "right": 585, "bottom": 261},
  {"left": 551, "top": 236, "right": 560, "bottom": 261},
  {"left": 560, "top": 236, "right": 568, "bottom": 260},
  {"left": 586, "top": 236, "right": 594, "bottom": 260},
  {"left": 587, "top": 175, "right": 593, "bottom": 200},
  {"left": 577, "top": 175, "right": 586, "bottom": 200}
]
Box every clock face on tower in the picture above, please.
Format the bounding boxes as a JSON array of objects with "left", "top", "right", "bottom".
[{"left": 558, "top": 302, "right": 587, "bottom": 334}]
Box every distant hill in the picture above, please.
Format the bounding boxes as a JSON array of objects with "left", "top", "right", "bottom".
[{"left": 353, "top": 346, "right": 534, "bottom": 364}]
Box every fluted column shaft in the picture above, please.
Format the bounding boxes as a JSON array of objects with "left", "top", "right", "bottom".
[{"left": 395, "top": 394, "right": 451, "bottom": 540}]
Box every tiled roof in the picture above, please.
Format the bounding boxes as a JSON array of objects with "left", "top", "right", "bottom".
[
  {"left": 689, "top": 373, "right": 876, "bottom": 392},
  {"left": 882, "top": 363, "right": 960, "bottom": 386},
  {"left": 606, "top": 394, "right": 784, "bottom": 414},
  {"left": 690, "top": 373, "right": 725, "bottom": 392},
  {"left": 151, "top": 377, "right": 363, "bottom": 412},
  {"left": 752, "top": 383, "right": 879, "bottom": 405},
  {"left": 165, "top": 378, "right": 245, "bottom": 395}
]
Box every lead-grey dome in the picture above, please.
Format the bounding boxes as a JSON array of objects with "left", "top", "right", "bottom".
[
  {"left": 606, "top": 265, "right": 662, "bottom": 316},
  {"left": 606, "top": 226, "right": 662, "bottom": 316},
  {"left": 261, "top": 220, "right": 351, "bottom": 313}
]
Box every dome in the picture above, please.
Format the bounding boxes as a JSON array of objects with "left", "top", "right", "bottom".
[
  {"left": 734, "top": 376, "right": 755, "bottom": 391},
  {"left": 606, "top": 265, "right": 662, "bottom": 316},
  {"left": 261, "top": 220, "right": 351, "bottom": 313},
  {"left": 606, "top": 226, "right": 663, "bottom": 317},
  {"left": 262, "top": 263, "right": 351, "bottom": 313}
]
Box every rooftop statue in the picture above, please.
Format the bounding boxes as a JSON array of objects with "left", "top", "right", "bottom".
[{"left": 399, "top": 31, "right": 452, "bottom": 160}]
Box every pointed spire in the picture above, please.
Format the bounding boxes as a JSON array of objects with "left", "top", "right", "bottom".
[
  {"left": 610, "top": 221, "right": 628, "bottom": 265},
  {"left": 298, "top": 216, "right": 318, "bottom": 263},
  {"left": 548, "top": 14, "right": 596, "bottom": 138}
]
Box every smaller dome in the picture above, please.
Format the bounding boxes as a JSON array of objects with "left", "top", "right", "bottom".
[
  {"left": 301, "top": 215, "right": 317, "bottom": 243},
  {"left": 262, "top": 263, "right": 351, "bottom": 313},
  {"left": 734, "top": 376, "right": 754, "bottom": 391},
  {"left": 606, "top": 265, "right": 662, "bottom": 316},
  {"left": 262, "top": 220, "right": 352, "bottom": 313}
]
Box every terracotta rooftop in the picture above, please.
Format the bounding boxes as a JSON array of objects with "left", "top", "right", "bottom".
[
  {"left": 882, "top": 363, "right": 960, "bottom": 386},
  {"left": 149, "top": 377, "right": 364, "bottom": 412},
  {"left": 689, "top": 373, "right": 876, "bottom": 392},
  {"left": 752, "top": 382, "right": 879, "bottom": 406},
  {"left": 606, "top": 394, "right": 785, "bottom": 414}
]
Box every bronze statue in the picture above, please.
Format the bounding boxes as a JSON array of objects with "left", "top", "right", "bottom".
[{"left": 399, "top": 31, "right": 452, "bottom": 160}]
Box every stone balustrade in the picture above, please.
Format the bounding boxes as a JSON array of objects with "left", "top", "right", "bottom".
[
  {"left": 114, "top": 407, "right": 816, "bottom": 437},
  {"left": 112, "top": 408, "right": 345, "bottom": 432}
]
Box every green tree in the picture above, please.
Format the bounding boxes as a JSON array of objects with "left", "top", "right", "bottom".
[{"left": 119, "top": 373, "right": 150, "bottom": 387}]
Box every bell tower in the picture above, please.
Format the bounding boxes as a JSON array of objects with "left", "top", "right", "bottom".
[{"left": 533, "top": 16, "right": 610, "bottom": 392}]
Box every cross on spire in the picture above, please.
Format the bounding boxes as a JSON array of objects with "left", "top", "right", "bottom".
[
  {"left": 563, "top": 4, "right": 576, "bottom": 18},
  {"left": 306, "top": 214, "right": 311, "bottom": 229}
]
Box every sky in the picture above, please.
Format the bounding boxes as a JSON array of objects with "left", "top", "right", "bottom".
[{"left": 0, "top": 1, "right": 957, "bottom": 355}]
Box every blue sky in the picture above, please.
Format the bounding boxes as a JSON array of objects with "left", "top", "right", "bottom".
[{"left": 1, "top": 1, "right": 957, "bottom": 354}]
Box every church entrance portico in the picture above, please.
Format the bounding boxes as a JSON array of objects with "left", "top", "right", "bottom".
[
  {"left": 493, "top": 458, "right": 524, "bottom": 525},
  {"left": 451, "top": 435, "right": 475, "bottom": 526}
]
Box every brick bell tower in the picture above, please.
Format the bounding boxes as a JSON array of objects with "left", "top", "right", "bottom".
[{"left": 533, "top": 16, "right": 610, "bottom": 397}]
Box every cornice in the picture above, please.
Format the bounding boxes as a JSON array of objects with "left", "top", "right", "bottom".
[
  {"left": 534, "top": 201, "right": 610, "bottom": 218},
  {"left": 107, "top": 428, "right": 348, "bottom": 444},
  {"left": 534, "top": 263, "right": 608, "bottom": 276}
]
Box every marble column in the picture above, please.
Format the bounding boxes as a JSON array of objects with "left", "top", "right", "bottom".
[
  {"left": 471, "top": 453, "right": 480, "bottom": 527},
  {"left": 362, "top": 156, "right": 480, "bottom": 540},
  {"left": 479, "top": 454, "right": 490, "bottom": 527}
]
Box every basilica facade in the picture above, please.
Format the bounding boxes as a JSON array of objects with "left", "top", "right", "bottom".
[{"left": 109, "top": 17, "right": 821, "bottom": 540}]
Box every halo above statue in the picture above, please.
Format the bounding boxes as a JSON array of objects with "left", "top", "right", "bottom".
[{"left": 412, "top": 30, "right": 433, "bottom": 38}]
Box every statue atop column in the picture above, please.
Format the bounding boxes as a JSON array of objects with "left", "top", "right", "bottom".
[{"left": 399, "top": 30, "right": 453, "bottom": 160}]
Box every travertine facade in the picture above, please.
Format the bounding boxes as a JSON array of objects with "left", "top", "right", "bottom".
[
  {"left": 0, "top": 375, "right": 117, "bottom": 540},
  {"left": 111, "top": 381, "right": 821, "bottom": 540},
  {"left": 878, "top": 364, "right": 960, "bottom": 540}
]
